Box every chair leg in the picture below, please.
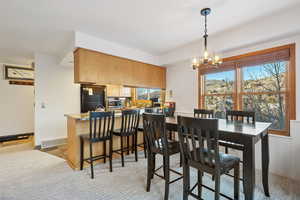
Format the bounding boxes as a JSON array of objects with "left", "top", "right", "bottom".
[
  {"left": 89, "top": 142, "right": 94, "bottom": 179},
  {"left": 198, "top": 171, "right": 203, "bottom": 198},
  {"left": 151, "top": 154, "right": 156, "bottom": 179},
  {"left": 80, "top": 138, "right": 84, "bottom": 170},
  {"left": 182, "top": 164, "right": 190, "bottom": 200},
  {"left": 134, "top": 134, "right": 138, "bottom": 162},
  {"left": 143, "top": 132, "right": 147, "bottom": 158},
  {"left": 214, "top": 171, "right": 220, "bottom": 200},
  {"left": 127, "top": 136, "right": 130, "bottom": 155},
  {"left": 179, "top": 153, "right": 182, "bottom": 167},
  {"left": 132, "top": 135, "right": 135, "bottom": 153},
  {"left": 225, "top": 147, "right": 229, "bottom": 153},
  {"left": 146, "top": 152, "right": 152, "bottom": 192},
  {"left": 163, "top": 155, "right": 170, "bottom": 200},
  {"left": 120, "top": 136, "right": 125, "bottom": 167},
  {"left": 109, "top": 139, "right": 113, "bottom": 172},
  {"left": 234, "top": 163, "right": 240, "bottom": 200},
  {"left": 103, "top": 140, "right": 107, "bottom": 163}
]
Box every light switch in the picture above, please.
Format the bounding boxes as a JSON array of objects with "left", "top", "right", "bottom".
[{"left": 41, "top": 102, "right": 46, "bottom": 109}]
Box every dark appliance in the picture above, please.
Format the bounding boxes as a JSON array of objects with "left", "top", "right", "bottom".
[{"left": 81, "top": 85, "right": 105, "bottom": 113}]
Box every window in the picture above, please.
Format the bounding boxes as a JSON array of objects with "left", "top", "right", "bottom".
[
  {"left": 199, "top": 44, "right": 295, "bottom": 136},
  {"left": 136, "top": 88, "right": 162, "bottom": 100},
  {"left": 149, "top": 89, "right": 161, "bottom": 99},
  {"left": 204, "top": 71, "right": 235, "bottom": 118},
  {"left": 137, "top": 88, "right": 149, "bottom": 100},
  {"left": 242, "top": 62, "right": 287, "bottom": 130}
]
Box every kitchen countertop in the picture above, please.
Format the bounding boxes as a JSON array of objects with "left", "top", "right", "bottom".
[{"left": 65, "top": 112, "right": 123, "bottom": 121}]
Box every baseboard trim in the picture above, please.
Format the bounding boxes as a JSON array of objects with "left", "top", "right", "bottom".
[
  {"left": 41, "top": 138, "right": 67, "bottom": 149},
  {"left": 0, "top": 132, "right": 34, "bottom": 142}
]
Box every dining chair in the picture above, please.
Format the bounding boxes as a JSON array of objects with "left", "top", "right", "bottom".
[
  {"left": 80, "top": 111, "right": 115, "bottom": 179},
  {"left": 143, "top": 113, "right": 182, "bottom": 200},
  {"left": 194, "top": 109, "right": 214, "bottom": 118},
  {"left": 113, "top": 109, "right": 140, "bottom": 167},
  {"left": 226, "top": 110, "right": 255, "bottom": 124},
  {"left": 177, "top": 116, "right": 240, "bottom": 200},
  {"left": 220, "top": 110, "right": 256, "bottom": 183},
  {"left": 222, "top": 110, "right": 256, "bottom": 153}
]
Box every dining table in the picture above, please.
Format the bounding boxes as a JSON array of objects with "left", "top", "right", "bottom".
[{"left": 165, "top": 114, "right": 272, "bottom": 200}]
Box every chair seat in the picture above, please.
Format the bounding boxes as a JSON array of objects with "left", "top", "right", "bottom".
[
  {"left": 80, "top": 134, "right": 110, "bottom": 142},
  {"left": 112, "top": 129, "right": 122, "bottom": 136},
  {"left": 113, "top": 129, "right": 137, "bottom": 136},
  {"left": 137, "top": 125, "right": 144, "bottom": 132},
  {"left": 219, "top": 140, "right": 244, "bottom": 151},
  {"left": 191, "top": 148, "right": 240, "bottom": 172},
  {"left": 152, "top": 139, "right": 181, "bottom": 155}
]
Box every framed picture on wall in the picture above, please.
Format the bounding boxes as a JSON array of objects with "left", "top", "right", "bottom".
[{"left": 4, "top": 65, "right": 34, "bottom": 81}]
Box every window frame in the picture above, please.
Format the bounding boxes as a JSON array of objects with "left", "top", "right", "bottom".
[{"left": 198, "top": 44, "right": 296, "bottom": 136}]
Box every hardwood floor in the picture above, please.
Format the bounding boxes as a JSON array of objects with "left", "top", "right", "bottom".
[
  {"left": 0, "top": 136, "right": 34, "bottom": 148},
  {"left": 40, "top": 144, "right": 68, "bottom": 160}
]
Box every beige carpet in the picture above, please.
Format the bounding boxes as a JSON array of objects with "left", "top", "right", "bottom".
[{"left": 0, "top": 144, "right": 298, "bottom": 200}]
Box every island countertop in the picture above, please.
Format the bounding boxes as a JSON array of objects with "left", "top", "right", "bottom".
[{"left": 64, "top": 112, "right": 123, "bottom": 121}]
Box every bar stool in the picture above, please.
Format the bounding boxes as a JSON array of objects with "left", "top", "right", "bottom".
[
  {"left": 80, "top": 111, "right": 115, "bottom": 179},
  {"left": 113, "top": 109, "right": 140, "bottom": 167}
]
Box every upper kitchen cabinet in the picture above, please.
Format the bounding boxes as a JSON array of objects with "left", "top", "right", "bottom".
[
  {"left": 74, "top": 48, "right": 166, "bottom": 89},
  {"left": 106, "top": 85, "right": 131, "bottom": 97}
]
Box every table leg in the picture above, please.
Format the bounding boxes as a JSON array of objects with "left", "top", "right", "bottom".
[
  {"left": 261, "top": 132, "right": 270, "bottom": 197},
  {"left": 243, "top": 138, "right": 256, "bottom": 200}
]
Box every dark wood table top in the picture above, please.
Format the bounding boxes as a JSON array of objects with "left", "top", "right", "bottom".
[{"left": 165, "top": 114, "right": 272, "bottom": 138}]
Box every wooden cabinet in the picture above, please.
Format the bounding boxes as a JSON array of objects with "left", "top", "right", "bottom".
[
  {"left": 106, "top": 85, "right": 121, "bottom": 97},
  {"left": 74, "top": 48, "right": 166, "bottom": 88},
  {"left": 120, "top": 87, "right": 131, "bottom": 97},
  {"left": 106, "top": 85, "right": 132, "bottom": 97}
]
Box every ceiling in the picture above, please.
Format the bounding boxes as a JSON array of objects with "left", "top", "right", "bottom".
[{"left": 0, "top": 0, "right": 299, "bottom": 64}]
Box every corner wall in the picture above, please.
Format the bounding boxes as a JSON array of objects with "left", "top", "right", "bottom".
[
  {"left": 34, "top": 53, "right": 80, "bottom": 147},
  {"left": 0, "top": 64, "right": 34, "bottom": 137}
]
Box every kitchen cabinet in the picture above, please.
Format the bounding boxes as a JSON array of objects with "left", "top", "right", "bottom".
[
  {"left": 106, "top": 85, "right": 121, "bottom": 97},
  {"left": 106, "top": 85, "right": 132, "bottom": 97},
  {"left": 120, "top": 87, "right": 131, "bottom": 97},
  {"left": 74, "top": 48, "right": 166, "bottom": 88}
]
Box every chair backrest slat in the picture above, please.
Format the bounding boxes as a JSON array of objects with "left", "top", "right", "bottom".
[
  {"left": 89, "top": 111, "right": 115, "bottom": 141},
  {"left": 226, "top": 110, "right": 255, "bottom": 124},
  {"left": 194, "top": 109, "right": 214, "bottom": 118},
  {"left": 177, "top": 116, "right": 219, "bottom": 168}
]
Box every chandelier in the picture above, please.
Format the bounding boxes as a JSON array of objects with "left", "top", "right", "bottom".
[{"left": 192, "top": 8, "right": 222, "bottom": 70}]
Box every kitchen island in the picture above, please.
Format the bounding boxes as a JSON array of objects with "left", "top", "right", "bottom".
[{"left": 65, "top": 113, "right": 144, "bottom": 170}]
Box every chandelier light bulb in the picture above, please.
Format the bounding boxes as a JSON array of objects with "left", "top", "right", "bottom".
[{"left": 204, "top": 51, "right": 209, "bottom": 59}]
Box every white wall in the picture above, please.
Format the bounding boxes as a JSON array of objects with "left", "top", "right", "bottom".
[
  {"left": 166, "top": 61, "right": 198, "bottom": 113},
  {"left": 164, "top": 32, "right": 300, "bottom": 181},
  {"left": 0, "top": 64, "right": 34, "bottom": 137},
  {"left": 34, "top": 54, "right": 80, "bottom": 146}
]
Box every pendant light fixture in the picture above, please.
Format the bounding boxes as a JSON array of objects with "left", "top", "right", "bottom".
[{"left": 192, "top": 8, "right": 222, "bottom": 70}]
